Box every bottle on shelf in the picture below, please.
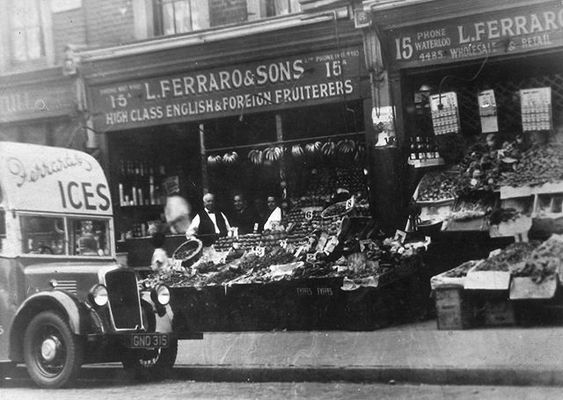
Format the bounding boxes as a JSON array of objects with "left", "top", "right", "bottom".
[
  {"left": 409, "top": 137, "right": 418, "bottom": 160},
  {"left": 416, "top": 136, "right": 425, "bottom": 160},
  {"left": 425, "top": 137, "right": 433, "bottom": 159}
]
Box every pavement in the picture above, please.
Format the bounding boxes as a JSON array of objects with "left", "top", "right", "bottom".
[
  {"left": 5, "top": 320, "right": 563, "bottom": 386},
  {"left": 172, "top": 319, "right": 563, "bottom": 386}
]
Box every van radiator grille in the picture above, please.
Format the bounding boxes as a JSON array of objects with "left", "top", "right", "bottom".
[{"left": 105, "top": 269, "right": 141, "bottom": 330}]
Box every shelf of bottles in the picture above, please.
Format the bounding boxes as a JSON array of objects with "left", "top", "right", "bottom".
[
  {"left": 407, "top": 136, "right": 445, "bottom": 168},
  {"left": 118, "top": 160, "right": 166, "bottom": 207}
]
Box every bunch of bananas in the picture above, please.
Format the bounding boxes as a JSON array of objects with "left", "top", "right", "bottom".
[
  {"left": 305, "top": 141, "right": 322, "bottom": 155},
  {"left": 321, "top": 141, "right": 336, "bottom": 157},
  {"left": 248, "top": 149, "right": 264, "bottom": 165},
  {"left": 207, "top": 154, "right": 223, "bottom": 166},
  {"left": 291, "top": 144, "right": 305, "bottom": 158},
  {"left": 336, "top": 139, "right": 356, "bottom": 154},
  {"left": 263, "top": 146, "right": 284, "bottom": 162},
  {"left": 222, "top": 151, "right": 239, "bottom": 164}
]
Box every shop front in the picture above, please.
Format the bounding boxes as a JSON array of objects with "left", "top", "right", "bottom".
[
  {"left": 78, "top": 15, "right": 437, "bottom": 331},
  {"left": 81, "top": 17, "right": 372, "bottom": 258},
  {"left": 0, "top": 67, "right": 85, "bottom": 149},
  {"left": 365, "top": 0, "right": 563, "bottom": 328}
]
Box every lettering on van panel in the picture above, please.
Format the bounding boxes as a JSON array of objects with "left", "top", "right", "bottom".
[
  {"left": 58, "top": 181, "right": 110, "bottom": 211},
  {"left": 6, "top": 154, "right": 92, "bottom": 187}
]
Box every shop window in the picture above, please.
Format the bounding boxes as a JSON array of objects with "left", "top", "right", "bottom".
[
  {"left": 153, "top": 0, "right": 210, "bottom": 35},
  {"left": 9, "top": 0, "right": 45, "bottom": 63}
]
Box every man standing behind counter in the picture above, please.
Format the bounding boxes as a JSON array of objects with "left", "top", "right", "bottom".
[
  {"left": 230, "top": 193, "right": 259, "bottom": 235},
  {"left": 186, "top": 193, "right": 231, "bottom": 246}
]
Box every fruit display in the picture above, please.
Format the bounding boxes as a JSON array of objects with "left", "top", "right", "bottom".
[
  {"left": 448, "top": 193, "right": 496, "bottom": 222},
  {"left": 141, "top": 233, "right": 424, "bottom": 289},
  {"left": 472, "top": 242, "right": 538, "bottom": 272},
  {"left": 500, "top": 144, "right": 563, "bottom": 188},
  {"left": 512, "top": 234, "right": 563, "bottom": 283},
  {"left": 141, "top": 208, "right": 426, "bottom": 290},
  {"left": 417, "top": 170, "right": 458, "bottom": 202},
  {"left": 441, "top": 259, "right": 482, "bottom": 278}
]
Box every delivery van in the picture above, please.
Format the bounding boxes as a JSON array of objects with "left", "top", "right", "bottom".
[{"left": 0, "top": 142, "right": 186, "bottom": 388}]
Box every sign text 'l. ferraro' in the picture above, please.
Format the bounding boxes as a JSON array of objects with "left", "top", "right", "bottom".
[{"left": 91, "top": 47, "right": 363, "bottom": 131}]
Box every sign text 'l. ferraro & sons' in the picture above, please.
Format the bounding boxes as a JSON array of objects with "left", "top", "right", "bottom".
[
  {"left": 92, "top": 47, "right": 363, "bottom": 132},
  {"left": 391, "top": 1, "right": 563, "bottom": 67}
]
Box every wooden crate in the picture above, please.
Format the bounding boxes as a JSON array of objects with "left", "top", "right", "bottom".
[
  {"left": 434, "top": 284, "right": 473, "bottom": 330},
  {"left": 482, "top": 299, "right": 516, "bottom": 327}
]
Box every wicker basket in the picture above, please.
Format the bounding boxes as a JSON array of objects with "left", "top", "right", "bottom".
[{"left": 172, "top": 238, "right": 203, "bottom": 268}]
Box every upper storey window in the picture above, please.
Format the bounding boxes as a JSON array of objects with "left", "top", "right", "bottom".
[
  {"left": 152, "top": 0, "right": 301, "bottom": 37},
  {"left": 10, "top": 0, "right": 45, "bottom": 62},
  {"left": 155, "top": 0, "right": 209, "bottom": 35}
]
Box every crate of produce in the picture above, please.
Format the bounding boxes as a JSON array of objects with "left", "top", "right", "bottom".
[
  {"left": 430, "top": 259, "right": 482, "bottom": 290},
  {"left": 509, "top": 234, "right": 562, "bottom": 299},
  {"left": 464, "top": 242, "right": 538, "bottom": 291},
  {"left": 434, "top": 284, "right": 473, "bottom": 330}
]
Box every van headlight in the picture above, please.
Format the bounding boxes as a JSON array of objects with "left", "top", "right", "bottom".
[
  {"left": 154, "top": 285, "right": 170, "bottom": 306},
  {"left": 89, "top": 284, "right": 108, "bottom": 307}
]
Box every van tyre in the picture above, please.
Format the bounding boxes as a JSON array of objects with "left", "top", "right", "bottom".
[
  {"left": 121, "top": 338, "right": 178, "bottom": 381},
  {"left": 23, "top": 311, "right": 83, "bottom": 388}
]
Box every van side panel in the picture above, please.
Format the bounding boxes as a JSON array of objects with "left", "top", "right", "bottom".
[{"left": 0, "top": 258, "right": 25, "bottom": 361}]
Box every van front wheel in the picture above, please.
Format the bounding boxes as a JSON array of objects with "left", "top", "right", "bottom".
[{"left": 23, "top": 311, "right": 83, "bottom": 388}]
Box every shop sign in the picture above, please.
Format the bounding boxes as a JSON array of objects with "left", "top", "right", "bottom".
[
  {"left": 0, "top": 82, "right": 76, "bottom": 123},
  {"left": 389, "top": 1, "right": 563, "bottom": 68},
  {"left": 90, "top": 46, "right": 363, "bottom": 132}
]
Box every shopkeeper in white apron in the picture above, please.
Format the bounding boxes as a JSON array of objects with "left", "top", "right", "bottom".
[{"left": 186, "top": 193, "right": 231, "bottom": 246}]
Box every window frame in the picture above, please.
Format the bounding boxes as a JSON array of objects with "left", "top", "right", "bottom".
[
  {"left": 17, "top": 212, "right": 113, "bottom": 258},
  {"left": 154, "top": 0, "right": 202, "bottom": 36},
  {"left": 4, "top": 0, "right": 54, "bottom": 70}
]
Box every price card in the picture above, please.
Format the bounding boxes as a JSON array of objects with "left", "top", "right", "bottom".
[
  {"left": 394, "top": 229, "right": 407, "bottom": 244},
  {"left": 324, "top": 236, "right": 339, "bottom": 255},
  {"left": 253, "top": 246, "right": 266, "bottom": 257},
  {"left": 424, "top": 236, "right": 432, "bottom": 250},
  {"left": 346, "top": 196, "right": 355, "bottom": 210},
  {"left": 304, "top": 210, "right": 314, "bottom": 221}
]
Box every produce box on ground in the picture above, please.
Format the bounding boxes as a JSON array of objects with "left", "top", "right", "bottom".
[
  {"left": 434, "top": 285, "right": 473, "bottom": 330},
  {"left": 478, "top": 296, "right": 515, "bottom": 327}
]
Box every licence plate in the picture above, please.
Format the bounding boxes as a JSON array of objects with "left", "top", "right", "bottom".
[{"left": 129, "top": 333, "right": 169, "bottom": 349}]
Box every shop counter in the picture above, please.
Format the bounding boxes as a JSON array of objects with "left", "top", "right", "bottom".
[{"left": 168, "top": 257, "right": 430, "bottom": 332}]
